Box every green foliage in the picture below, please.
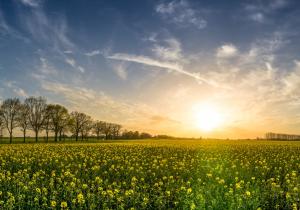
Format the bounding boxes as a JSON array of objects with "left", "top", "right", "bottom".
[{"left": 0, "top": 140, "right": 299, "bottom": 209}]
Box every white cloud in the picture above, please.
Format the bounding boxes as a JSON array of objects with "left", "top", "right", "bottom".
[
  {"left": 14, "top": 88, "right": 28, "bottom": 97},
  {"left": 4, "top": 81, "right": 28, "bottom": 98},
  {"left": 21, "top": 6, "right": 76, "bottom": 53},
  {"left": 40, "top": 81, "right": 171, "bottom": 130},
  {"left": 85, "top": 50, "right": 100, "bottom": 57},
  {"left": 143, "top": 33, "right": 157, "bottom": 43},
  {"left": 240, "top": 32, "right": 286, "bottom": 65},
  {"left": 112, "top": 63, "right": 128, "bottom": 80},
  {"left": 245, "top": 0, "right": 288, "bottom": 23},
  {"left": 19, "top": 0, "right": 40, "bottom": 7},
  {"left": 155, "top": 0, "right": 207, "bottom": 29},
  {"left": 65, "top": 58, "right": 85, "bottom": 73},
  {"left": 152, "top": 38, "right": 182, "bottom": 61},
  {"left": 107, "top": 53, "right": 220, "bottom": 87},
  {"left": 282, "top": 60, "right": 300, "bottom": 96},
  {"left": 65, "top": 58, "right": 76, "bottom": 67},
  {"left": 108, "top": 53, "right": 181, "bottom": 70},
  {"left": 216, "top": 44, "right": 238, "bottom": 58},
  {"left": 63, "top": 50, "right": 73, "bottom": 54},
  {"left": 39, "top": 57, "right": 58, "bottom": 75},
  {"left": 78, "top": 66, "right": 85, "bottom": 73},
  {"left": 249, "top": 13, "right": 264, "bottom": 23}
]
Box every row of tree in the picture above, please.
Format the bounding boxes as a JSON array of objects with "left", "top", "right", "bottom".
[
  {"left": 265, "top": 132, "right": 300, "bottom": 140},
  {"left": 0, "top": 96, "right": 152, "bottom": 143}
]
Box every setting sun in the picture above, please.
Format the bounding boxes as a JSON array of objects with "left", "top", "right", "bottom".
[{"left": 195, "top": 104, "right": 224, "bottom": 132}]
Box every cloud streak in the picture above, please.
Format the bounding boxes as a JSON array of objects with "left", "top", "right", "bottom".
[
  {"left": 19, "top": 0, "right": 40, "bottom": 7},
  {"left": 85, "top": 50, "right": 100, "bottom": 57},
  {"left": 19, "top": 2, "right": 76, "bottom": 53},
  {"left": 4, "top": 81, "right": 28, "bottom": 98},
  {"left": 107, "top": 53, "right": 221, "bottom": 87},
  {"left": 65, "top": 58, "right": 85, "bottom": 73}
]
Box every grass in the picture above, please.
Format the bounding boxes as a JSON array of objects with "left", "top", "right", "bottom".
[{"left": 0, "top": 139, "right": 299, "bottom": 209}]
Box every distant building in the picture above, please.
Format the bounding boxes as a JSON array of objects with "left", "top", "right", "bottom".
[{"left": 265, "top": 132, "right": 300, "bottom": 140}]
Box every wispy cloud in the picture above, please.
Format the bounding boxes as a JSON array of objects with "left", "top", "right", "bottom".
[
  {"left": 39, "top": 57, "right": 58, "bottom": 75},
  {"left": 65, "top": 58, "right": 85, "bottom": 73},
  {"left": 19, "top": 2, "right": 75, "bottom": 53},
  {"left": 85, "top": 50, "right": 100, "bottom": 57},
  {"left": 245, "top": 0, "right": 289, "bottom": 23},
  {"left": 155, "top": 0, "right": 207, "bottom": 29},
  {"left": 152, "top": 38, "right": 182, "bottom": 61},
  {"left": 197, "top": 32, "right": 300, "bottom": 134},
  {"left": 112, "top": 63, "right": 128, "bottom": 80},
  {"left": 78, "top": 66, "right": 85, "bottom": 73},
  {"left": 0, "top": 9, "right": 28, "bottom": 41},
  {"left": 4, "top": 81, "right": 28, "bottom": 98},
  {"left": 31, "top": 57, "right": 58, "bottom": 80},
  {"left": 107, "top": 53, "right": 220, "bottom": 87},
  {"left": 63, "top": 50, "right": 73, "bottom": 54},
  {"left": 249, "top": 13, "right": 264, "bottom": 23},
  {"left": 65, "top": 58, "right": 76, "bottom": 67},
  {"left": 19, "top": 0, "right": 41, "bottom": 7},
  {"left": 0, "top": 10, "right": 9, "bottom": 34},
  {"left": 40, "top": 80, "right": 177, "bottom": 133},
  {"left": 216, "top": 44, "right": 238, "bottom": 58}
]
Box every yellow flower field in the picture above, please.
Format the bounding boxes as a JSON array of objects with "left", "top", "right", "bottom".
[{"left": 0, "top": 140, "right": 299, "bottom": 209}]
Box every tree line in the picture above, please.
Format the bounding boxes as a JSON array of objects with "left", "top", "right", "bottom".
[
  {"left": 0, "top": 96, "right": 152, "bottom": 143},
  {"left": 265, "top": 132, "right": 300, "bottom": 140}
]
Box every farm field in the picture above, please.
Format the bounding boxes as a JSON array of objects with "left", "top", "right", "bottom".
[{"left": 0, "top": 140, "right": 299, "bottom": 209}]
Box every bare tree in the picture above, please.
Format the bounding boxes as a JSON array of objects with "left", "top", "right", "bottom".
[
  {"left": 93, "top": 120, "right": 105, "bottom": 140},
  {"left": 43, "top": 107, "right": 51, "bottom": 142},
  {"left": 47, "top": 104, "right": 69, "bottom": 142},
  {"left": 0, "top": 110, "right": 4, "bottom": 141},
  {"left": 59, "top": 118, "right": 69, "bottom": 141},
  {"left": 58, "top": 110, "right": 70, "bottom": 141},
  {"left": 80, "top": 118, "right": 92, "bottom": 140},
  {"left": 18, "top": 103, "right": 30, "bottom": 143},
  {"left": 25, "top": 97, "right": 47, "bottom": 142},
  {"left": 0, "top": 98, "right": 21, "bottom": 143},
  {"left": 102, "top": 122, "right": 113, "bottom": 140},
  {"left": 111, "top": 124, "right": 122, "bottom": 139},
  {"left": 69, "top": 111, "right": 91, "bottom": 141}
]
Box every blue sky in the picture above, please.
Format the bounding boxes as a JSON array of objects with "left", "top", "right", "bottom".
[{"left": 1, "top": 0, "right": 300, "bottom": 138}]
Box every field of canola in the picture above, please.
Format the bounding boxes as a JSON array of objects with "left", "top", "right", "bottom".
[{"left": 0, "top": 140, "right": 299, "bottom": 209}]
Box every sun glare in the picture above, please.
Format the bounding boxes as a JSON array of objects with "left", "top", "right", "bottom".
[{"left": 195, "top": 104, "right": 224, "bottom": 132}]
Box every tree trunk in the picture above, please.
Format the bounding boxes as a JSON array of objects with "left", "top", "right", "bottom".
[
  {"left": 55, "top": 131, "right": 58, "bottom": 142},
  {"left": 75, "top": 134, "right": 78, "bottom": 141},
  {"left": 9, "top": 132, "right": 12, "bottom": 144},
  {"left": 35, "top": 131, "right": 38, "bottom": 143},
  {"left": 59, "top": 130, "right": 62, "bottom": 141},
  {"left": 46, "top": 130, "right": 49, "bottom": 142},
  {"left": 23, "top": 130, "right": 26, "bottom": 143}
]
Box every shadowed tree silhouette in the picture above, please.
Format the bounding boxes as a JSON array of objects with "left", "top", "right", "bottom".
[
  {"left": 47, "top": 104, "right": 69, "bottom": 142},
  {"left": 69, "top": 111, "right": 91, "bottom": 141},
  {"left": 25, "top": 97, "right": 47, "bottom": 142},
  {"left": 0, "top": 98, "right": 21, "bottom": 143},
  {"left": 93, "top": 120, "right": 105, "bottom": 140},
  {"left": 18, "top": 103, "right": 30, "bottom": 143}
]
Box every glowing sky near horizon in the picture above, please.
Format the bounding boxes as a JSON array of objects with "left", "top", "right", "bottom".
[{"left": 1, "top": 0, "right": 300, "bottom": 138}]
